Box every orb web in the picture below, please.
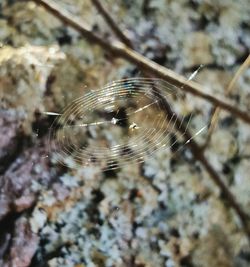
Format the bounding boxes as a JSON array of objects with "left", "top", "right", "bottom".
[{"left": 48, "top": 78, "right": 206, "bottom": 170}]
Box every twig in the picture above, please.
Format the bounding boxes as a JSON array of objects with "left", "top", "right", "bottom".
[
  {"left": 91, "top": 0, "right": 133, "bottom": 48},
  {"left": 32, "top": 0, "right": 250, "bottom": 242},
  {"left": 151, "top": 87, "right": 250, "bottom": 242},
  {"left": 32, "top": 0, "right": 250, "bottom": 125},
  {"left": 202, "top": 55, "right": 250, "bottom": 150}
]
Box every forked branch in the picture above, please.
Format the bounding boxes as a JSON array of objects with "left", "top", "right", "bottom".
[
  {"left": 33, "top": 0, "right": 250, "bottom": 125},
  {"left": 31, "top": 0, "right": 250, "bottom": 242}
]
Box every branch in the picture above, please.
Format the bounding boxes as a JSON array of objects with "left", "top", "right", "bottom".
[
  {"left": 152, "top": 87, "right": 250, "bottom": 242},
  {"left": 202, "top": 54, "right": 250, "bottom": 150},
  {"left": 89, "top": 0, "right": 250, "bottom": 240},
  {"left": 32, "top": 0, "right": 250, "bottom": 241},
  {"left": 32, "top": 0, "right": 250, "bottom": 125},
  {"left": 91, "top": 0, "right": 133, "bottom": 48}
]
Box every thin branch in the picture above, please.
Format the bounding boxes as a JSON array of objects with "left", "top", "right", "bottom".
[
  {"left": 116, "top": 47, "right": 250, "bottom": 124},
  {"left": 89, "top": 0, "right": 250, "bottom": 238},
  {"left": 32, "top": 0, "right": 250, "bottom": 241},
  {"left": 151, "top": 87, "right": 250, "bottom": 242},
  {"left": 32, "top": 0, "right": 250, "bottom": 125},
  {"left": 202, "top": 54, "right": 250, "bottom": 150},
  {"left": 91, "top": 0, "right": 133, "bottom": 48}
]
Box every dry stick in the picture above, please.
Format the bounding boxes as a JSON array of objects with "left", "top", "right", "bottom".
[
  {"left": 202, "top": 55, "right": 250, "bottom": 150},
  {"left": 116, "top": 47, "right": 250, "bottom": 124},
  {"left": 33, "top": 0, "right": 250, "bottom": 240},
  {"left": 152, "top": 88, "right": 250, "bottom": 242},
  {"left": 33, "top": 0, "right": 250, "bottom": 125},
  {"left": 88, "top": 2, "right": 250, "bottom": 237},
  {"left": 91, "top": 0, "right": 133, "bottom": 48}
]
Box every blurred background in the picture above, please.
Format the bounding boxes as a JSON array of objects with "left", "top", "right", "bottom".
[{"left": 0, "top": 0, "right": 250, "bottom": 266}]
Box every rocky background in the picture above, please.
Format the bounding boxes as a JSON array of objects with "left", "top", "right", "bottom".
[{"left": 0, "top": 0, "right": 250, "bottom": 267}]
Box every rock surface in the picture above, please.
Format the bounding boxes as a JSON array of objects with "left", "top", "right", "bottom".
[{"left": 0, "top": 0, "right": 250, "bottom": 267}]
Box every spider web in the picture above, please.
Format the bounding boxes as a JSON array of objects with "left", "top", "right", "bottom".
[{"left": 48, "top": 77, "right": 207, "bottom": 170}]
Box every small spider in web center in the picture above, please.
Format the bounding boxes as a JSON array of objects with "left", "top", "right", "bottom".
[{"left": 129, "top": 122, "right": 139, "bottom": 131}]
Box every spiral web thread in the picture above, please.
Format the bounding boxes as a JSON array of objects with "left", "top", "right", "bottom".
[{"left": 48, "top": 77, "right": 207, "bottom": 170}]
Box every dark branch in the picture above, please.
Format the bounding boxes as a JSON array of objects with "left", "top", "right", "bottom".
[
  {"left": 32, "top": 0, "right": 250, "bottom": 242},
  {"left": 91, "top": 0, "right": 133, "bottom": 48},
  {"left": 33, "top": 0, "right": 250, "bottom": 125}
]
